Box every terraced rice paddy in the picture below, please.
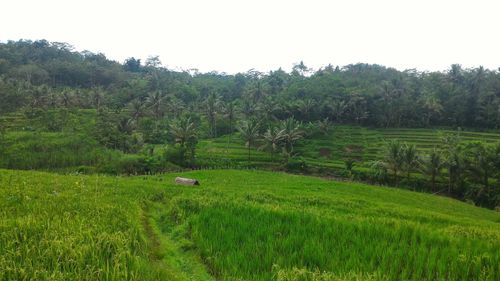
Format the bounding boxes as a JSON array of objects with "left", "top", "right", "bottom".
[{"left": 197, "top": 126, "right": 500, "bottom": 172}]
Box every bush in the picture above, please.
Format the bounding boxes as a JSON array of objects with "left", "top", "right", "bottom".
[
  {"left": 285, "top": 157, "right": 308, "bottom": 173},
  {"left": 99, "top": 154, "right": 181, "bottom": 175},
  {"left": 163, "top": 145, "right": 188, "bottom": 167}
]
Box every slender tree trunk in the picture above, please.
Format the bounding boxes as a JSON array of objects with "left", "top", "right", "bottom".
[
  {"left": 226, "top": 118, "right": 232, "bottom": 153},
  {"left": 448, "top": 168, "right": 453, "bottom": 194},
  {"left": 431, "top": 173, "right": 436, "bottom": 192},
  {"left": 484, "top": 171, "right": 489, "bottom": 192},
  {"left": 394, "top": 170, "right": 399, "bottom": 186},
  {"left": 248, "top": 143, "right": 251, "bottom": 162}
]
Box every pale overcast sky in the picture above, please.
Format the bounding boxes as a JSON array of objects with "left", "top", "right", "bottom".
[{"left": 1, "top": 0, "right": 499, "bottom": 73}]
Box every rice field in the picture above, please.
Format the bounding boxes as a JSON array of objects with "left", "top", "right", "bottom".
[
  {"left": 0, "top": 169, "right": 202, "bottom": 280},
  {"left": 4, "top": 169, "right": 495, "bottom": 280},
  {"left": 152, "top": 169, "right": 500, "bottom": 280},
  {"left": 196, "top": 126, "right": 500, "bottom": 172}
]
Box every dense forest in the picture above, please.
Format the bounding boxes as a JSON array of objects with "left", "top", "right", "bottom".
[
  {"left": 1, "top": 39, "right": 499, "bottom": 129},
  {"left": 0, "top": 39, "right": 499, "bottom": 208}
]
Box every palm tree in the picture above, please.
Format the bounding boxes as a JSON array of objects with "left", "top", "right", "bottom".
[
  {"left": 370, "top": 160, "right": 388, "bottom": 184},
  {"left": 222, "top": 101, "right": 237, "bottom": 134},
  {"left": 330, "top": 100, "right": 347, "bottom": 122},
  {"left": 168, "top": 98, "right": 185, "bottom": 119},
  {"left": 257, "top": 97, "right": 278, "bottom": 124},
  {"left": 169, "top": 117, "right": 197, "bottom": 148},
  {"left": 249, "top": 80, "right": 265, "bottom": 103},
  {"left": 129, "top": 99, "right": 146, "bottom": 122},
  {"left": 402, "top": 144, "right": 419, "bottom": 182},
  {"left": 147, "top": 91, "right": 165, "bottom": 121},
  {"left": 280, "top": 118, "right": 304, "bottom": 161},
  {"left": 421, "top": 148, "right": 443, "bottom": 192},
  {"left": 204, "top": 93, "right": 219, "bottom": 138},
  {"left": 317, "top": 117, "right": 332, "bottom": 136},
  {"left": 169, "top": 117, "right": 198, "bottom": 165},
  {"left": 297, "top": 99, "right": 316, "bottom": 121},
  {"left": 237, "top": 120, "right": 260, "bottom": 162},
  {"left": 465, "top": 142, "right": 495, "bottom": 193},
  {"left": 92, "top": 87, "right": 104, "bottom": 111},
  {"left": 422, "top": 95, "right": 443, "bottom": 127},
  {"left": 344, "top": 158, "right": 356, "bottom": 179},
  {"left": 117, "top": 117, "right": 135, "bottom": 134},
  {"left": 384, "top": 140, "right": 405, "bottom": 186},
  {"left": 441, "top": 133, "right": 464, "bottom": 194},
  {"left": 60, "top": 89, "right": 73, "bottom": 108},
  {"left": 222, "top": 101, "right": 237, "bottom": 152},
  {"left": 240, "top": 99, "right": 257, "bottom": 119},
  {"left": 261, "top": 126, "right": 285, "bottom": 162}
]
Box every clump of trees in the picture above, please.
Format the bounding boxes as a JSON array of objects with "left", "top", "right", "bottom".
[
  {"left": 376, "top": 134, "right": 500, "bottom": 208},
  {"left": 237, "top": 117, "right": 305, "bottom": 164}
]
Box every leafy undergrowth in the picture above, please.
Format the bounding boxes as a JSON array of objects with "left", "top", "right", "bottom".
[{"left": 1, "top": 169, "right": 499, "bottom": 280}]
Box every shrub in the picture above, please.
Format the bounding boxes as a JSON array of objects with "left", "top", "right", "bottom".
[
  {"left": 285, "top": 157, "right": 308, "bottom": 172},
  {"left": 163, "top": 145, "right": 188, "bottom": 167}
]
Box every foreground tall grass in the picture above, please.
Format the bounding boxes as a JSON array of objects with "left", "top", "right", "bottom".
[
  {"left": 0, "top": 170, "right": 174, "bottom": 280},
  {"left": 153, "top": 170, "right": 500, "bottom": 281},
  {"left": 1, "top": 169, "right": 499, "bottom": 280}
]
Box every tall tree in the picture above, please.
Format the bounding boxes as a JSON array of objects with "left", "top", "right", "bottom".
[
  {"left": 421, "top": 148, "right": 443, "bottom": 192},
  {"left": 169, "top": 117, "right": 198, "bottom": 166},
  {"left": 384, "top": 140, "right": 405, "bottom": 186},
  {"left": 204, "top": 92, "right": 219, "bottom": 138},
  {"left": 280, "top": 118, "right": 304, "bottom": 161},
  {"left": 261, "top": 126, "right": 285, "bottom": 162},
  {"left": 237, "top": 120, "right": 260, "bottom": 162},
  {"left": 147, "top": 91, "right": 166, "bottom": 121},
  {"left": 402, "top": 144, "right": 419, "bottom": 182}
]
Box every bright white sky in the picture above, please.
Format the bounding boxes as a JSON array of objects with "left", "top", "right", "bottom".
[{"left": 1, "top": 0, "right": 499, "bottom": 74}]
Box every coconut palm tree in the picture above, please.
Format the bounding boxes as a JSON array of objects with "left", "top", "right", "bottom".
[
  {"left": 204, "top": 93, "right": 219, "bottom": 138},
  {"left": 222, "top": 101, "right": 237, "bottom": 152},
  {"left": 384, "top": 140, "right": 405, "bottom": 186},
  {"left": 317, "top": 117, "right": 332, "bottom": 136},
  {"left": 297, "top": 99, "right": 316, "bottom": 121},
  {"left": 168, "top": 98, "right": 185, "bottom": 119},
  {"left": 402, "top": 144, "right": 419, "bottom": 182},
  {"left": 222, "top": 101, "right": 237, "bottom": 135},
  {"left": 92, "top": 87, "right": 104, "bottom": 111},
  {"left": 129, "top": 99, "right": 146, "bottom": 122},
  {"left": 280, "top": 117, "right": 304, "bottom": 161},
  {"left": 147, "top": 90, "right": 165, "bottom": 121},
  {"left": 169, "top": 117, "right": 197, "bottom": 148},
  {"left": 421, "top": 148, "right": 443, "bottom": 192},
  {"left": 261, "top": 126, "right": 285, "bottom": 162},
  {"left": 60, "top": 89, "right": 73, "bottom": 108},
  {"left": 169, "top": 117, "right": 198, "bottom": 165},
  {"left": 465, "top": 142, "right": 495, "bottom": 193},
  {"left": 237, "top": 120, "right": 260, "bottom": 162}
]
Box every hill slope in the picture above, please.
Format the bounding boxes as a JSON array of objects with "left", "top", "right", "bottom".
[{"left": 1, "top": 169, "right": 499, "bottom": 280}]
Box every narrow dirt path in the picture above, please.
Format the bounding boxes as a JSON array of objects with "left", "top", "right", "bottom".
[{"left": 141, "top": 202, "right": 215, "bottom": 281}]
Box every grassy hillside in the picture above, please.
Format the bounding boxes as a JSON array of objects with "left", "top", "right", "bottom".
[{"left": 1, "top": 169, "right": 498, "bottom": 280}]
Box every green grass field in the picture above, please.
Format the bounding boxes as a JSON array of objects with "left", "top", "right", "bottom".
[{"left": 2, "top": 169, "right": 498, "bottom": 280}]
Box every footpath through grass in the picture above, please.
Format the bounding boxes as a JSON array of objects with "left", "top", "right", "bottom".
[{"left": 1, "top": 169, "right": 499, "bottom": 280}]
